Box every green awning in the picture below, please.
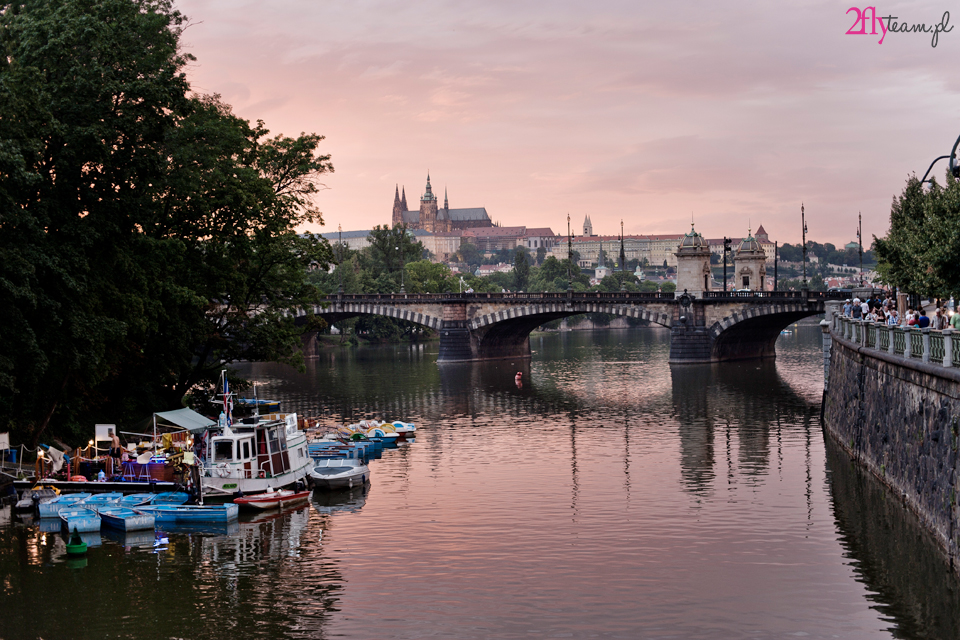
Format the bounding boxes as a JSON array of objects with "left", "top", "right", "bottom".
[{"left": 154, "top": 408, "right": 215, "bottom": 433}]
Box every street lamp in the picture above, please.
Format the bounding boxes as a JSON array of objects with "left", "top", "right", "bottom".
[
  {"left": 801, "top": 203, "right": 808, "bottom": 290},
  {"left": 920, "top": 132, "right": 960, "bottom": 184},
  {"left": 396, "top": 245, "right": 405, "bottom": 293},
  {"left": 619, "top": 218, "right": 627, "bottom": 292},
  {"left": 337, "top": 224, "right": 343, "bottom": 295},
  {"left": 566, "top": 213, "right": 573, "bottom": 291},
  {"left": 857, "top": 212, "right": 863, "bottom": 287}
]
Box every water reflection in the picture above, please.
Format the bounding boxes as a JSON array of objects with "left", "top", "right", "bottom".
[
  {"left": 2, "top": 327, "right": 959, "bottom": 639},
  {"left": 826, "top": 438, "right": 960, "bottom": 639}
]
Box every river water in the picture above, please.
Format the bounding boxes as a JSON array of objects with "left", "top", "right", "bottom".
[{"left": 2, "top": 326, "right": 959, "bottom": 639}]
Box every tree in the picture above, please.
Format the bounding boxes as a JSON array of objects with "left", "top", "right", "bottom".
[
  {"left": 875, "top": 173, "right": 960, "bottom": 298},
  {"left": 0, "top": 0, "right": 335, "bottom": 446},
  {"left": 458, "top": 241, "right": 482, "bottom": 268},
  {"left": 536, "top": 246, "right": 547, "bottom": 265},
  {"left": 514, "top": 247, "right": 530, "bottom": 290}
]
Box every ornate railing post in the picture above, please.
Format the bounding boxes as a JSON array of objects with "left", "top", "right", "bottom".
[
  {"left": 888, "top": 325, "right": 896, "bottom": 354},
  {"left": 860, "top": 320, "right": 868, "bottom": 347},
  {"left": 945, "top": 328, "right": 954, "bottom": 368},
  {"left": 921, "top": 327, "right": 931, "bottom": 363},
  {"left": 904, "top": 327, "right": 912, "bottom": 358}
]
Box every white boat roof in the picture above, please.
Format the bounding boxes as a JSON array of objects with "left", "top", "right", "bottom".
[{"left": 155, "top": 408, "right": 216, "bottom": 432}]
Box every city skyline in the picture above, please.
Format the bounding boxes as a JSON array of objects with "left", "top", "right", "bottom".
[{"left": 177, "top": 1, "right": 959, "bottom": 245}]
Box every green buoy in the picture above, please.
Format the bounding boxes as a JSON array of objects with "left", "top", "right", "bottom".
[{"left": 65, "top": 527, "right": 87, "bottom": 556}]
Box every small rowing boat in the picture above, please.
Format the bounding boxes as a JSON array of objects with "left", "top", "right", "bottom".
[
  {"left": 138, "top": 503, "right": 239, "bottom": 524},
  {"left": 98, "top": 506, "right": 156, "bottom": 531},
  {"left": 59, "top": 507, "right": 101, "bottom": 533},
  {"left": 233, "top": 489, "right": 311, "bottom": 511},
  {"left": 38, "top": 493, "right": 92, "bottom": 519}
]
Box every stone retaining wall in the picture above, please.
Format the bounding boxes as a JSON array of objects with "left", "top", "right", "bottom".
[{"left": 824, "top": 329, "right": 960, "bottom": 573}]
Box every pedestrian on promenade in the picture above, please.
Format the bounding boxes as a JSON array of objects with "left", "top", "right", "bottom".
[
  {"left": 951, "top": 309, "right": 960, "bottom": 331},
  {"left": 886, "top": 310, "right": 899, "bottom": 326},
  {"left": 843, "top": 300, "right": 852, "bottom": 317},
  {"left": 917, "top": 310, "right": 930, "bottom": 329},
  {"left": 852, "top": 299, "right": 862, "bottom": 319}
]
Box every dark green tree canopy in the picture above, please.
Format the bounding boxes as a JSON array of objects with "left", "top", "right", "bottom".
[{"left": 0, "top": 0, "right": 333, "bottom": 446}]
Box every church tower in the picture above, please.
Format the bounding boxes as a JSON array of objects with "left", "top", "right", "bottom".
[
  {"left": 400, "top": 186, "right": 408, "bottom": 214},
  {"left": 419, "top": 173, "right": 439, "bottom": 232},
  {"left": 392, "top": 184, "right": 404, "bottom": 227},
  {"left": 583, "top": 215, "right": 594, "bottom": 237}
]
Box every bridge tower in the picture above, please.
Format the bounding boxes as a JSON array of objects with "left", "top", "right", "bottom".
[
  {"left": 734, "top": 230, "right": 767, "bottom": 291},
  {"left": 674, "top": 223, "right": 712, "bottom": 297}
]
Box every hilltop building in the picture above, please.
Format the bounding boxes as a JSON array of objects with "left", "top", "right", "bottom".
[{"left": 392, "top": 174, "right": 493, "bottom": 232}]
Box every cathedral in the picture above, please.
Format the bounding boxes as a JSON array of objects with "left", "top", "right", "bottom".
[{"left": 392, "top": 174, "right": 493, "bottom": 232}]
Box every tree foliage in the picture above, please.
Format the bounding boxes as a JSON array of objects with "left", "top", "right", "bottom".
[
  {"left": 874, "top": 174, "right": 960, "bottom": 298},
  {"left": 0, "top": 0, "right": 333, "bottom": 446}
]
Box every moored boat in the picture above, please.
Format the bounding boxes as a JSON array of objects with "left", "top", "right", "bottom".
[
  {"left": 59, "top": 507, "right": 101, "bottom": 533},
  {"left": 138, "top": 503, "right": 239, "bottom": 524},
  {"left": 233, "top": 489, "right": 311, "bottom": 511},
  {"left": 149, "top": 491, "right": 190, "bottom": 505},
  {"left": 390, "top": 421, "right": 416, "bottom": 439},
  {"left": 78, "top": 492, "right": 124, "bottom": 508},
  {"left": 38, "top": 493, "right": 92, "bottom": 519},
  {"left": 98, "top": 506, "right": 156, "bottom": 531},
  {"left": 15, "top": 485, "right": 59, "bottom": 512},
  {"left": 118, "top": 493, "right": 156, "bottom": 507},
  {"left": 307, "top": 458, "right": 370, "bottom": 490},
  {"left": 193, "top": 372, "right": 312, "bottom": 498}
]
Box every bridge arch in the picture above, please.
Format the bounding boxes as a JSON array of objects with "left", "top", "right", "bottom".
[
  {"left": 464, "top": 301, "right": 673, "bottom": 361},
  {"left": 706, "top": 301, "right": 821, "bottom": 361},
  {"left": 306, "top": 302, "right": 442, "bottom": 331}
]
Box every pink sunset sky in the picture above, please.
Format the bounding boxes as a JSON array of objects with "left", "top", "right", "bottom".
[{"left": 176, "top": 0, "right": 959, "bottom": 246}]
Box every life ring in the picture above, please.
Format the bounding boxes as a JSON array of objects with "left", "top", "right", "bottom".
[
  {"left": 70, "top": 475, "right": 87, "bottom": 482},
  {"left": 257, "top": 470, "right": 266, "bottom": 479},
  {"left": 216, "top": 464, "right": 231, "bottom": 478}
]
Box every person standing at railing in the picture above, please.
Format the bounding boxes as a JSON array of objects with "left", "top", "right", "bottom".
[
  {"left": 851, "top": 298, "right": 862, "bottom": 319},
  {"left": 887, "top": 309, "right": 899, "bottom": 326},
  {"left": 917, "top": 309, "right": 930, "bottom": 329},
  {"left": 951, "top": 308, "right": 960, "bottom": 331},
  {"left": 933, "top": 308, "right": 947, "bottom": 330},
  {"left": 843, "top": 300, "right": 852, "bottom": 317}
]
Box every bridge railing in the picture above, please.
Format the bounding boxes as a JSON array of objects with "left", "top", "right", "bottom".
[
  {"left": 701, "top": 290, "right": 846, "bottom": 300},
  {"left": 316, "top": 291, "right": 677, "bottom": 302},
  {"left": 833, "top": 314, "right": 960, "bottom": 368}
]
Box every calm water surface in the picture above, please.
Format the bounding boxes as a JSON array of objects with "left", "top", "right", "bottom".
[{"left": 2, "top": 326, "right": 960, "bottom": 639}]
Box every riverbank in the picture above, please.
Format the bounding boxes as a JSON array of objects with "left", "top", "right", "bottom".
[{"left": 823, "top": 317, "right": 960, "bottom": 575}]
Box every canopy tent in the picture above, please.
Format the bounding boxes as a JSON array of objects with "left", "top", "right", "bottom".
[{"left": 154, "top": 408, "right": 216, "bottom": 433}]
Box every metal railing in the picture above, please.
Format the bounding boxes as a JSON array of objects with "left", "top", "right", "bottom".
[{"left": 833, "top": 314, "right": 957, "bottom": 369}]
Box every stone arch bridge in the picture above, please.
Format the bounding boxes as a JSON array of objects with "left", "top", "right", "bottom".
[{"left": 299, "top": 291, "right": 841, "bottom": 364}]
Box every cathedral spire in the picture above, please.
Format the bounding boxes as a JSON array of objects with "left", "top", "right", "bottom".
[
  {"left": 393, "top": 184, "right": 401, "bottom": 207},
  {"left": 401, "top": 186, "right": 407, "bottom": 211},
  {"left": 422, "top": 172, "right": 436, "bottom": 202},
  {"left": 444, "top": 187, "right": 448, "bottom": 210}
]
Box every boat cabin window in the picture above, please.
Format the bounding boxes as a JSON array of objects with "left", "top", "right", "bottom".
[
  {"left": 268, "top": 428, "right": 280, "bottom": 453},
  {"left": 241, "top": 439, "right": 252, "bottom": 460},
  {"left": 214, "top": 440, "right": 234, "bottom": 462}
]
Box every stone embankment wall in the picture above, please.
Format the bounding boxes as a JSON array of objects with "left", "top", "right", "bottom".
[{"left": 823, "top": 320, "right": 960, "bottom": 572}]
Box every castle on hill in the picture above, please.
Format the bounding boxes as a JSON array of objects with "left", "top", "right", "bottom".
[{"left": 392, "top": 174, "right": 494, "bottom": 233}]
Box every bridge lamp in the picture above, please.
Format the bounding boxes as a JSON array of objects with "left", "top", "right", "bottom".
[
  {"left": 920, "top": 131, "right": 960, "bottom": 184},
  {"left": 396, "top": 245, "right": 406, "bottom": 293}
]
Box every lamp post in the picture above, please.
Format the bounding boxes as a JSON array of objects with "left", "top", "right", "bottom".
[
  {"left": 801, "top": 203, "right": 808, "bottom": 290},
  {"left": 396, "top": 245, "right": 405, "bottom": 293},
  {"left": 566, "top": 213, "right": 573, "bottom": 291},
  {"left": 920, "top": 132, "right": 960, "bottom": 184},
  {"left": 619, "top": 219, "right": 627, "bottom": 292},
  {"left": 857, "top": 211, "right": 863, "bottom": 287},
  {"left": 773, "top": 240, "right": 778, "bottom": 291},
  {"left": 337, "top": 224, "right": 343, "bottom": 295},
  {"left": 722, "top": 237, "right": 731, "bottom": 292}
]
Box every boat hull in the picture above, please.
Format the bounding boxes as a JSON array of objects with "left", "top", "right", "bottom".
[
  {"left": 60, "top": 508, "right": 101, "bottom": 534},
  {"left": 38, "top": 494, "right": 92, "bottom": 519},
  {"left": 98, "top": 507, "right": 156, "bottom": 531},
  {"left": 233, "top": 490, "right": 311, "bottom": 510},
  {"left": 138, "top": 504, "right": 239, "bottom": 524}
]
